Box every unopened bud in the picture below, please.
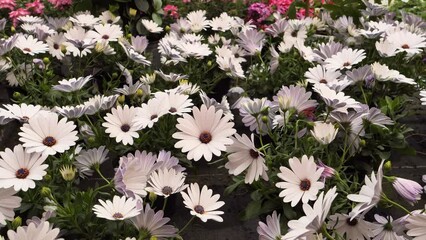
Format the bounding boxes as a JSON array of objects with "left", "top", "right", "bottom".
[
  {"left": 359, "top": 139, "right": 366, "bottom": 147},
  {"left": 149, "top": 191, "right": 157, "bottom": 203},
  {"left": 129, "top": 8, "right": 137, "bottom": 17},
  {"left": 12, "top": 216, "right": 22, "bottom": 229},
  {"left": 12, "top": 92, "right": 21, "bottom": 99},
  {"left": 88, "top": 136, "right": 96, "bottom": 144},
  {"left": 261, "top": 115, "right": 269, "bottom": 124},
  {"left": 40, "top": 187, "right": 52, "bottom": 197},
  {"left": 207, "top": 60, "right": 212, "bottom": 67},
  {"left": 59, "top": 165, "right": 76, "bottom": 181},
  {"left": 42, "top": 57, "right": 50, "bottom": 65},
  {"left": 118, "top": 95, "right": 126, "bottom": 104},
  {"left": 384, "top": 161, "right": 392, "bottom": 171},
  {"left": 43, "top": 174, "right": 52, "bottom": 181},
  {"left": 136, "top": 89, "right": 144, "bottom": 97},
  {"left": 165, "top": 26, "right": 171, "bottom": 32}
]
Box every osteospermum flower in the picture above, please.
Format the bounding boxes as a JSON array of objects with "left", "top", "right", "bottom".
[
  {"left": 0, "top": 188, "right": 21, "bottom": 226},
  {"left": 225, "top": 133, "right": 268, "bottom": 184},
  {"left": 347, "top": 160, "right": 384, "bottom": 219},
  {"left": 257, "top": 211, "right": 282, "bottom": 240},
  {"left": 131, "top": 203, "right": 177, "bottom": 239},
  {"left": 272, "top": 85, "right": 318, "bottom": 115},
  {"left": 18, "top": 112, "right": 78, "bottom": 156},
  {"left": 313, "top": 83, "right": 361, "bottom": 114},
  {"left": 173, "top": 105, "right": 236, "bottom": 161},
  {"left": 392, "top": 177, "right": 423, "bottom": 206},
  {"left": 2, "top": 103, "right": 45, "bottom": 123},
  {"left": 0, "top": 144, "right": 48, "bottom": 191},
  {"left": 328, "top": 213, "right": 375, "bottom": 239},
  {"left": 7, "top": 221, "right": 62, "bottom": 240},
  {"left": 88, "top": 23, "right": 123, "bottom": 42},
  {"left": 84, "top": 94, "right": 118, "bottom": 115},
  {"left": 406, "top": 211, "right": 426, "bottom": 240},
  {"left": 324, "top": 48, "right": 366, "bottom": 71},
  {"left": 276, "top": 155, "right": 324, "bottom": 207},
  {"left": 134, "top": 97, "right": 169, "bottom": 129},
  {"left": 52, "top": 75, "right": 92, "bottom": 92},
  {"left": 371, "top": 214, "right": 406, "bottom": 240},
  {"left": 15, "top": 35, "right": 48, "bottom": 55},
  {"left": 155, "top": 91, "right": 193, "bottom": 116},
  {"left": 385, "top": 30, "right": 426, "bottom": 57},
  {"left": 239, "top": 98, "right": 274, "bottom": 134},
  {"left": 141, "top": 19, "right": 163, "bottom": 33},
  {"left": 93, "top": 195, "right": 141, "bottom": 221},
  {"left": 310, "top": 121, "right": 338, "bottom": 145},
  {"left": 102, "top": 105, "right": 141, "bottom": 145},
  {"left": 74, "top": 146, "right": 109, "bottom": 178},
  {"left": 181, "top": 183, "right": 225, "bottom": 222},
  {"left": 145, "top": 168, "right": 187, "bottom": 198}
]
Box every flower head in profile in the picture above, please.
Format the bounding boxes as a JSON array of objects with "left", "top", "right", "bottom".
[
  {"left": 239, "top": 97, "right": 274, "bottom": 134},
  {"left": 7, "top": 221, "right": 63, "bottom": 240},
  {"left": 134, "top": 97, "right": 169, "bottom": 129},
  {"left": 173, "top": 105, "right": 236, "bottom": 161},
  {"left": 141, "top": 19, "right": 163, "bottom": 33},
  {"left": 145, "top": 168, "right": 187, "bottom": 198},
  {"left": 19, "top": 112, "right": 78, "bottom": 156},
  {"left": 257, "top": 211, "right": 282, "bottom": 240},
  {"left": 392, "top": 177, "right": 423, "bottom": 206},
  {"left": 102, "top": 105, "right": 141, "bottom": 145},
  {"left": 52, "top": 75, "right": 92, "bottom": 92},
  {"left": 225, "top": 133, "right": 268, "bottom": 184},
  {"left": 0, "top": 144, "right": 48, "bottom": 191},
  {"left": 276, "top": 155, "right": 324, "bottom": 207},
  {"left": 181, "top": 183, "right": 225, "bottom": 222},
  {"left": 75, "top": 146, "right": 109, "bottom": 178},
  {"left": 272, "top": 85, "right": 318, "bottom": 115},
  {"left": 406, "top": 210, "right": 426, "bottom": 240},
  {"left": 2, "top": 103, "right": 45, "bottom": 123},
  {"left": 328, "top": 213, "right": 375, "bottom": 239},
  {"left": 93, "top": 195, "right": 141, "bottom": 221},
  {"left": 310, "top": 121, "right": 338, "bottom": 145},
  {"left": 237, "top": 29, "right": 265, "bottom": 55},
  {"left": 130, "top": 204, "right": 177, "bottom": 239},
  {"left": 347, "top": 160, "right": 384, "bottom": 219},
  {"left": 0, "top": 188, "right": 22, "bottom": 226}
]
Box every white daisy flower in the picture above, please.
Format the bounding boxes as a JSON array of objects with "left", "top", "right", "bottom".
[
  {"left": 310, "top": 121, "right": 338, "bottom": 145},
  {"left": 63, "top": 26, "right": 96, "bottom": 57},
  {"left": 371, "top": 62, "right": 416, "bottom": 85},
  {"left": 305, "top": 65, "right": 350, "bottom": 91},
  {"left": 88, "top": 23, "right": 123, "bottom": 42},
  {"left": 0, "top": 188, "right": 22, "bottom": 225},
  {"left": 70, "top": 12, "right": 100, "bottom": 28},
  {"left": 74, "top": 146, "right": 109, "bottom": 178},
  {"left": 199, "top": 91, "right": 233, "bottom": 120},
  {"left": 130, "top": 204, "right": 178, "bottom": 238},
  {"left": 276, "top": 155, "right": 325, "bottom": 207},
  {"left": 46, "top": 32, "right": 66, "bottom": 60},
  {"left": 239, "top": 98, "right": 274, "bottom": 134},
  {"left": 177, "top": 42, "right": 212, "bottom": 59},
  {"left": 18, "top": 112, "right": 78, "bottom": 156},
  {"left": 18, "top": 15, "right": 45, "bottom": 24},
  {"left": 0, "top": 109, "right": 14, "bottom": 125},
  {"left": 324, "top": 48, "right": 366, "bottom": 71},
  {"left": 114, "top": 150, "right": 160, "bottom": 198},
  {"left": 406, "top": 210, "right": 426, "bottom": 240},
  {"left": 15, "top": 35, "right": 48, "bottom": 55},
  {"left": 186, "top": 10, "right": 209, "bottom": 33},
  {"left": 99, "top": 11, "right": 120, "bottom": 24},
  {"left": 0, "top": 144, "right": 48, "bottom": 192},
  {"left": 2, "top": 103, "right": 44, "bottom": 123},
  {"left": 375, "top": 38, "right": 398, "bottom": 57},
  {"left": 93, "top": 195, "right": 141, "bottom": 221},
  {"left": 134, "top": 97, "right": 169, "bottom": 129},
  {"left": 145, "top": 168, "right": 187, "bottom": 198},
  {"left": 141, "top": 19, "right": 163, "bottom": 33},
  {"left": 102, "top": 105, "right": 141, "bottom": 145},
  {"left": 154, "top": 91, "right": 193, "bottom": 115},
  {"left": 372, "top": 214, "right": 406, "bottom": 240},
  {"left": 385, "top": 30, "right": 426, "bottom": 57},
  {"left": 420, "top": 91, "right": 426, "bottom": 105},
  {"left": 7, "top": 221, "right": 63, "bottom": 240},
  {"left": 272, "top": 85, "right": 318, "bottom": 115},
  {"left": 155, "top": 70, "right": 188, "bottom": 82},
  {"left": 84, "top": 94, "right": 118, "bottom": 115},
  {"left": 257, "top": 211, "right": 282, "bottom": 240},
  {"left": 225, "top": 133, "right": 268, "bottom": 184},
  {"left": 46, "top": 16, "right": 69, "bottom": 30},
  {"left": 237, "top": 29, "right": 265, "bottom": 55},
  {"left": 347, "top": 160, "right": 384, "bottom": 219},
  {"left": 55, "top": 105, "right": 87, "bottom": 119},
  {"left": 181, "top": 183, "right": 225, "bottom": 222},
  {"left": 173, "top": 105, "right": 236, "bottom": 161},
  {"left": 52, "top": 75, "right": 92, "bottom": 92},
  {"left": 328, "top": 213, "right": 375, "bottom": 239},
  {"left": 313, "top": 84, "right": 362, "bottom": 114}
]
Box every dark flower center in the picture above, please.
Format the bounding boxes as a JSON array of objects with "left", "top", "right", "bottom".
[
  {"left": 194, "top": 205, "right": 205, "bottom": 214},
  {"left": 199, "top": 131, "right": 212, "bottom": 144},
  {"left": 102, "top": 35, "right": 109, "bottom": 40},
  {"left": 249, "top": 149, "right": 259, "bottom": 159},
  {"left": 343, "top": 62, "right": 351, "bottom": 67},
  {"left": 291, "top": 30, "right": 298, "bottom": 37},
  {"left": 53, "top": 43, "right": 60, "bottom": 49},
  {"left": 112, "top": 212, "right": 124, "bottom": 219},
  {"left": 107, "top": 20, "right": 113, "bottom": 24},
  {"left": 319, "top": 79, "right": 327, "bottom": 84},
  {"left": 43, "top": 136, "right": 57, "bottom": 147},
  {"left": 346, "top": 218, "right": 358, "bottom": 226},
  {"left": 169, "top": 107, "right": 177, "bottom": 113},
  {"left": 121, "top": 124, "right": 130, "bottom": 132},
  {"left": 299, "top": 179, "right": 311, "bottom": 191},
  {"left": 150, "top": 114, "right": 158, "bottom": 120},
  {"left": 23, "top": 47, "right": 31, "bottom": 52},
  {"left": 16, "top": 168, "right": 30, "bottom": 179},
  {"left": 162, "top": 186, "right": 173, "bottom": 195},
  {"left": 20, "top": 116, "right": 29, "bottom": 123},
  {"left": 401, "top": 44, "right": 409, "bottom": 49}
]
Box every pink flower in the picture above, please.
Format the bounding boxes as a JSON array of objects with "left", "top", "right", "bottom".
[
  {"left": 0, "top": 0, "right": 16, "bottom": 11},
  {"left": 296, "top": 8, "right": 314, "bottom": 19},
  {"left": 269, "top": 0, "right": 292, "bottom": 14},
  {"left": 164, "top": 4, "right": 179, "bottom": 19},
  {"left": 392, "top": 177, "right": 423, "bottom": 206},
  {"left": 317, "top": 160, "right": 335, "bottom": 179},
  {"left": 9, "top": 8, "right": 30, "bottom": 26},
  {"left": 25, "top": 0, "right": 44, "bottom": 14},
  {"left": 48, "top": 0, "right": 73, "bottom": 9},
  {"left": 182, "top": 0, "right": 190, "bottom": 3},
  {"left": 247, "top": 2, "right": 272, "bottom": 24}
]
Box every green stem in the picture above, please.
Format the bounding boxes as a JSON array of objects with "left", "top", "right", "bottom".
[
  {"left": 359, "top": 84, "right": 368, "bottom": 105},
  {"left": 382, "top": 194, "right": 412, "bottom": 215},
  {"left": 95, "top": 166, "right": 111, "bottom": 185},
  {"left": 162, "top": 197, "right": 168, "bottom": 211},
  {"left": 177, "top": 216, "right": 196, "bottom": 235},
  {"left": 321, "top": 224, "right": 334, "bottom": 240}
]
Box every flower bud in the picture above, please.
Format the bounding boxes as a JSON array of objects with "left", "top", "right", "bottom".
[
  {"left": 12, "top": 216, "right": 22, "bottom": 229},
  {"left": 310, "top": 121, "right": 338, "bottom": 145},
  {"left": 392, "top": 177, "right": 423, "bottom": 206},
  {"left": 88, "top": 136, "right": 96, "bottom": 144},
  {"left": 61, "top": 45, "right": 67, "bottom": 54},
  {"left": 42, "top": 57, "right": 50, "bottom": 64},
  {"left": 43, "top": 174, "right": 52, "bottom": 181},
  {"left": 129, "top": 8, "right": 137, "bottom": 17},
  {"left": 150, "top": 236, "right": 158, "bottom": 240},
  {"left": 112, "top": 72, "right": 119, "bottom": 79},
  {"left": 317, "top": 160, "right": 335, "bottom": 179},
  {"left": 118, "top": 95, "right": 126, "bottom": 104},
  {"left": 384, "top": 161, "right": 392, "bottom": 171},
  {"left": 126, "top": 33, "right": 132, "bottom": 39},
  {"left": 40, "top": 187, "right": 52, "bottom": 197},
  {"left": 149, "top": 191, "right": 157, "bottom": 203},
  {"left": 59, "top": 165, "right": 76, "bottom": 181},
  {"left": 359, "top": 139, "right": 366, "bottom": 147},
  {"left": 11, "top": 26, "right": 15, "bottom": 32},
  {"left": 136, "top": 89, "right": 144, "bottom": 97},
  {"left": 207, "top": 60, "right": 212, "bottom": 67},
  {"left": 261, "top": 115, "right": 269, "bottom": 124},
  {"left": 12, "top": 92, "right": 21, "bottom": 99},
  {"left": 165, "top": 26, "right": 171, "bottom": 32}
]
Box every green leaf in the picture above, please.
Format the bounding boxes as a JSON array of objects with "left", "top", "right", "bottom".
[
  {"left": 152, "top": 13, "right": 162, "bottom": 25},
  {"left": 241, "top": 200, "right": 262, "bottom": 220},
  {"left": 73, "top": 0, "right": 93, "bottom": 12},
  {"left": 135, "top": 0, "right": 149, "bottom": 12},
  {"left": 136, "top": 19, "right": 147, "bottom": 34},
  {"left": 153, "top": 0, "right": 162, "bottom": 11},
  {"left": 224, "top": 177, "right": 244, "bottom": 195},
  {"left": 114, "top": 0, "right": 132, "bottom": 2}
]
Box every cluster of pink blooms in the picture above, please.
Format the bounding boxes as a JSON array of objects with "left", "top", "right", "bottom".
[
  {"left": 247, "top": 2, "right": 272, "bottom": 26},
  {"left": 163, "top": 4, "right": 179, "bottom": 19},
  {"left": 0, "top": 0, "right": 72, "bottom": 26}
]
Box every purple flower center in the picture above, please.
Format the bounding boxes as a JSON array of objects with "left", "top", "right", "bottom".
[
  {"left": 53, "top": 43, "right": 60, "bottom": 49},
  {"left": 150, "top": 114, "right": 158, "bottom": 120},
  {"left": 194, "top": 205, "right": 205, "bottom": 214},
  {"left": 346, "top": 218, "right": 358, "bottom": 226},
  {"left": 343, "top": 62, "right": 351, "bottom": 67},
  {"left": 23, "top": 47, "right": 31, "bottom": 52},
  {"left": 319, "top": 79, "right": 327, "bottom": 84},
  {"left": 199, "top": 131, "right": 212, "bottom": 144},
  {"left": 162, "top": 186, "right": 173, "bottom": 195},
  {"left": 43, "top": 136, "right": 57, "bottom": 147},
  {"left": 169, "top": 107, "right": 177, "bottom": 113},
  {"left": 102, "top": 35, "right": 109, "bottom": 40},
  {"left": 299, "top": 179, "right": 311, "bottom": 191},
  {"left": 112, "top": 212, "right": 124, "bottom": 219},
  {"left": 121, "top": 124, "right": 130, "bottom": 132},
  {"left": 401, "top": 44, "right": 409, "bottom": 49},
  {"left": 249, "top": 149, "right": 259, "bottom": 159},
  {"left": 16, "top": 168, "right": 30, "bottom": 179}
]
